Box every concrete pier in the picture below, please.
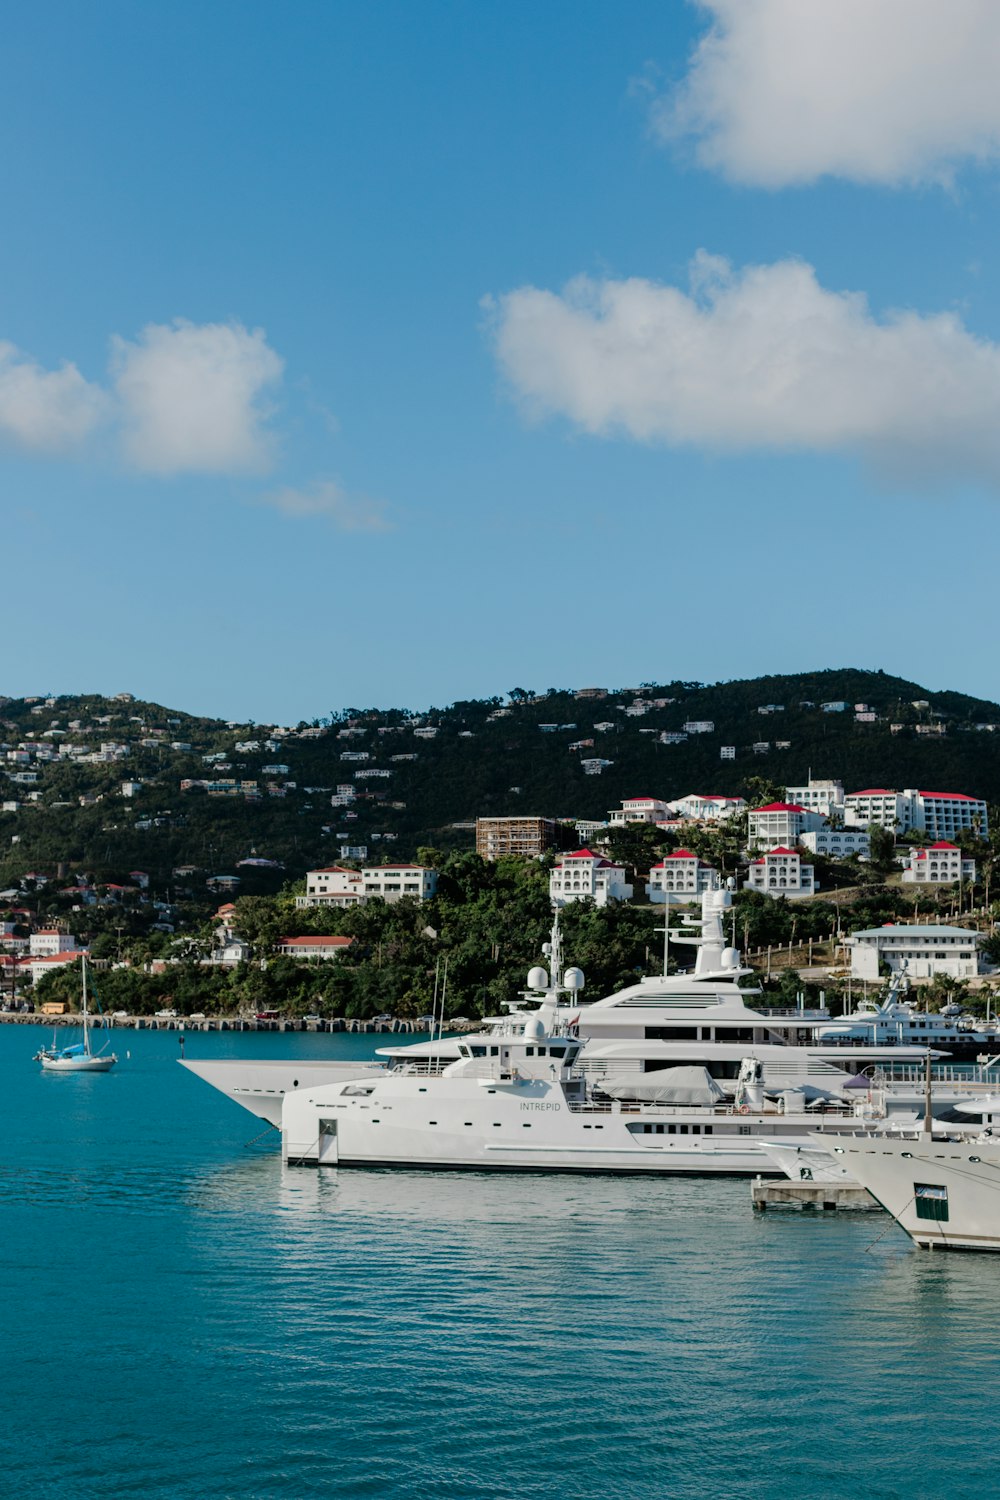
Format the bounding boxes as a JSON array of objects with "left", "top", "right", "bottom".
[{"left": 751, "top": 1176, "right": 881, "bottom": 1212}]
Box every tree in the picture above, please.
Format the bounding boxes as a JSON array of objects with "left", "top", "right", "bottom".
[
  {"left": 867, "top": 824, "right": 898, "bottom": 872},
  {"left": 741, "top": 776, "right": 786, "bottom": 809}
]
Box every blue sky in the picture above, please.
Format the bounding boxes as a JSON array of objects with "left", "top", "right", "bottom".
[{"left": 6, "top": 0, "right": 1000, "bottom": 721}]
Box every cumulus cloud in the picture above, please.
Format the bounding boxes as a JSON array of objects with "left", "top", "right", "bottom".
[
  {"left": 112, "top": 319, "right": 284, "bottom": 475},
  {"left": 657, "top": 0, "right": 1000, "bottom": 187},
  {"left": 264, "top": 479, "right": 392, "bottom": 531},
  {"left": 0, "top": 342, "right": 108, "bottom": 451},
  {"left": 489, "top": 252, "right": 1000, "bottom": 486}
]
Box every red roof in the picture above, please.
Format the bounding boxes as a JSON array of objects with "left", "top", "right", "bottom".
[
  {"left": 848, "top": 789, "right": 894, "bottom": 797},
  {"left": 919, "top": 791, "right": 977, "bottom": 801},
  {"left": 764, "top": 847, "right": 799, "bottom": 856},
  {"left": 753, "top": 802, "right": 807, "bottom": 814},
  {"left": 559, "top": 850, "right": 614, "bottom": 868},
  {"left": 928, "top": 841, "right": 960, "bottom": 849},
  {"left": 278, "top": 936, "right": 353, "bottom": 948},
  {"left": 665, "top": 849, "right": 698, "bottom": 860}
]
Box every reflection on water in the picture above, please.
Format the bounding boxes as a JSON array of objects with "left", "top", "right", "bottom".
[{"left": 1, "top": 1026, "right": 997, "bottom": 1500}]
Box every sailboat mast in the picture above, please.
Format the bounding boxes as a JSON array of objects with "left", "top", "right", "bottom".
[{"left": 82, "top": 952, "right": 90, "bottom": 1055}]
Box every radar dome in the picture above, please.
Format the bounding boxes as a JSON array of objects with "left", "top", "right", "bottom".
[
  {"left": 523, "top": 1014, "right": 545, "bottom": 1041},
  {"left": 721, "top": 948, "right": 740, "bottom": 970},
  {"left": 527, "top": 966, "right": 549, "bottom": 992},
  {"left": 563, "top": 966, "right": 585, "bottom": 992}
]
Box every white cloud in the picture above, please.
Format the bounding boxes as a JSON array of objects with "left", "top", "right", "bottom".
[
  {"left": 0, "top": 342, "right": 108, "bottom": 451},
  {"left": 264, "top": 480, "right": 392, "bottom": 531},
  {"left": 112, "top": 319, "right": 284, "bottom": 475},
  {"left": 489, "top": 252, "right": 1000, "bottom": 486},
  {"left": 657, "top": 0, "right": 1000, "bottom": 187}
]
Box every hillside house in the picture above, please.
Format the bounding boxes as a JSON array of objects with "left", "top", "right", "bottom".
[
  {"left": 549, "top": 850, "right": 632, "bottom": 908},
  {"left": 900, "top": 843, "right": 977, "bottom": 885},
  {"left": 743, "top": 848, "right": 817, "bottom": 900},
  {"left": 646, "top": 851, "right": 719, "bottom": 904}
]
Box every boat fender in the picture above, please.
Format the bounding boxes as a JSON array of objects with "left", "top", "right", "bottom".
[{"left": 738, "top": 1104, "right": 750, "bottom": 1115}]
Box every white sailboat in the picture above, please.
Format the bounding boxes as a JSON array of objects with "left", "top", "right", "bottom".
[{"left": 35, "top": 954, "right": 118, "bottom": 1073}]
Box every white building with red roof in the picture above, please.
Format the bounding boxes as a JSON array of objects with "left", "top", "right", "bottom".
[
  {"left": 361, "top": 864, "right": 437, "bottom": 902},
  {"left": 744, "top": 848, "right": 817, "bottom": 900},
  {"left": 29, "top": 929, "right": 80, "bottom": 958},
  {"left": 843, "top": 788, "right": 910, "bottom": 831},
  {"left": 26, "top": 948, "right": 87, "bottom": 984},
  {"left": 913, "top": 790, "right": 988, "bottom": 840},
  {"left": 549, "top": 849, "right": 632, "bottom": 908},
  {"left": 297, "top": 866, "right": 366, "bottom": 909},
  {"left": 275, "top": 936, "right": 354, "bottom": 960},
  {"left": 609, "top": 797, "right": 670, "bottom": 826},
  {"left": 667, "top": 793, "right": 747, "bottom": 822},
  {"left": 297, "top": 862, "right": 437, "bottom": 909},
  {"left": 646, "top": 850, "right": 719, "bottom": 905},
  {"left": 845, "top": 788, "right": 988, "bottom": 839},
  {"left": 747, "top": 802, "right": 826, "bottom": 850},
  {"left": 900, "top": 842, "right": 977, "bottom": 885}
]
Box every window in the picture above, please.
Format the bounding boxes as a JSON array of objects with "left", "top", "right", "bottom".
[{"left": 914, "top": 1183, "right": 949, "bottom": 1222}]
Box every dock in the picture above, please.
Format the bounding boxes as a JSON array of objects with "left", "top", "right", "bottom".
[{"left": 751, "top": 1176, "right": 881, "bottom": 1212}]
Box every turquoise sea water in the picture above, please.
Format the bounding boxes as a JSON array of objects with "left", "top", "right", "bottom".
[{"left": 3, "top": 1024, "right": 998, "bottom": 1500}]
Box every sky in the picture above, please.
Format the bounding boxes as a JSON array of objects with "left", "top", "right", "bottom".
[{"left": 6, "top": 0, "right": 1000, "bottom": 722}]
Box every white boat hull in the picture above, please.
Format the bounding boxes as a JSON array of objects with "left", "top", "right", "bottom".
[
  {"left": 40, "top": 1053, "right": 117, "bottom": 1073},
  {"left": 281, "top": 1072, "right": 858, "bottom": 1177},
  {"left": 814, "top": 1135, "right": 1000, "bottom": 1251},
  {"left": 180, "top": 1058, "right": 386, "bottom": 1126}
]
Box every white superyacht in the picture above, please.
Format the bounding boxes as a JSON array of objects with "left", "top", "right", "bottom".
[
  {"left": 184, "top": 888, "right": 968, "bottom": 1175},
  {"left": 182, "top": 887, "right": 947, "bottom": 1139}
]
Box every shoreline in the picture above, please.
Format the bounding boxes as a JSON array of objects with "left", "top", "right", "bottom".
[{"left": 0, "top": 1013, "right": 444, "bottom": 1033}]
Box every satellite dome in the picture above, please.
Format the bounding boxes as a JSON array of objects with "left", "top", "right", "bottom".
[
  {"left": 563, "top": 966, "right": 585, "bottom": 991},
  {"left": 527, "top": 966, "right": 549, "bottom": 992}
]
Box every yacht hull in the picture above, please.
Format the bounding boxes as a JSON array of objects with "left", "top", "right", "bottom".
[
  {"left": 815, "top": 1136, "right": 1000, "bottom": 1251},
  {"left": 282, "top": 1073, "right": 845, "bottom": 1177},
  {"left": 180, "top": 1058, "right": 386, "bottom": 1126}
]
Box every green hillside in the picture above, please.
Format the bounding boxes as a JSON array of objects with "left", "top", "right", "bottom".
[{"left": 2, "top": 667, "right": 999, "bottom": 899}]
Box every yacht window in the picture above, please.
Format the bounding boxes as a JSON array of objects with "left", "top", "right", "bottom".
[
  {"left": 525, "top": 1047, "right": 535, "bottom": 1056},
  {"left": 692, "top": 1125, "right": 701, "bottom": 1134},
  {"left": 341, "top": 1084, "right": 375, "bottom": 1096},
  {"left": 490, "top": 1046, "right": 499, "bottom": 1056},
  {"left": 655, "top": 1124, "right": 664, "bottom": 1135},
  {"left": 536, "top": 1047, "right": 547, "bottom": 1057},
  {"left": 914, "top": 1183, "right": 949, "bottom": 1221},
  {"left": 469, "top": 1045, "right": 487, "bottom": 1057},
  {"left": 548, "top": 1046, "right": 566, "bottom": 1058},
  {"left": 679, "top": 1125, "right": 689, "bottom": 1135},
  {"left": 457, "top": 1045, "right": 469, "bottom": 1057},
  {"left": 704, "top": 1125, "right": 713, "bottom": 1135},
  {"left": 668, "top": 1125, "right": 676, "bottom": 1135},
  {"left": 645, "top": 1026, "right": 698, "bottom": 1041}
]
